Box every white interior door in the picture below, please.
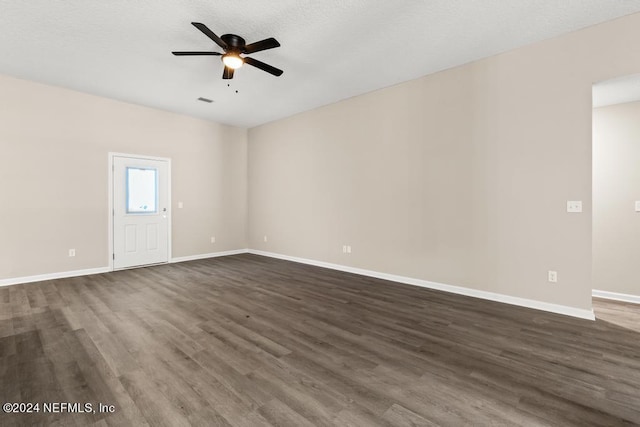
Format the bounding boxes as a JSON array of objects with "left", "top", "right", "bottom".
[{"left": 112, "top": 155, "right": 170, "bottom": 269}]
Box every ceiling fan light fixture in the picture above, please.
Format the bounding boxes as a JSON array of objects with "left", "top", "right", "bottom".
[
  {"left": 173, "top": 23, "right": 283, "bottom": 79},
  {"left": 222, "top": 53, "right": 243, "bottom": 69}
]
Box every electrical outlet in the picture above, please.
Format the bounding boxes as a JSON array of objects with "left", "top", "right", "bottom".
[
  {"left": 567, "top": 201, "right": 582, "bottom": 213},
  {"left": 548, "top": 270, "right": 557, "bottom": 283},
  {"left": 210, "top": 236, "right": 215, "bottom": 243},
  {"left": 342, "top": 245, "right": 347, "bottom": 253},
  {"left": 69, "top": 249, "right": 76, "bottom": 257},
  {"left": 263, "top": 235, "right": 268, "bottom": 242}
]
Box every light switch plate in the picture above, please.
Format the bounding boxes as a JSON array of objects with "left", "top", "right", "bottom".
[
  {"left": 635, "top": 201, "right": 640, "bottom": 212},
  {"left": 567, "top": 201, "right": 582, "bottom": 213}
]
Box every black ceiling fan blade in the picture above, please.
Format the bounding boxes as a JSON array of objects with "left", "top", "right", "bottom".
[
  {"left": 222, "top": 66, "right": 234, "bottom": 79},
  {"left": 244, "top": 56, "right": 283, "bottom": 76},
  {"left": 244, "top": 37, "right": 280, "bottom": 54},
  {"left": 172, "top": 51, "right": 222, "bottom": 56},
  {"left": 192, "top": 22, "right": 228, "bottom": 50}
]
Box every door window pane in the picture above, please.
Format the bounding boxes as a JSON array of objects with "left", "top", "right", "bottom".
[{"left": 126, "top": 167, "right": 157, "bottom": 213}]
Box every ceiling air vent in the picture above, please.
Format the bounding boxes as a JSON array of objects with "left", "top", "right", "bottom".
[{"left": 197, "top": 97, "right": 213, "bottom": 103}]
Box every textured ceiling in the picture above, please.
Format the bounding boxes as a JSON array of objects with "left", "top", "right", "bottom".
[
  {"left": 593, "top": 73, "right": 640, "bottom": 107},
  {"left": 2, "top": 1, "right": 640, "bottom": 128}
]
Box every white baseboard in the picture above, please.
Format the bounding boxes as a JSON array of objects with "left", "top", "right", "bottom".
[
  {"left": 248, "top": 249, "right": 596, "bottom": 321},
  {"left": 592, "top": 289, "right": 640, "bottom": 304},
  {"left": 0, "top": 249, "right": 597, "bottom": 321},
  {"left": 0, "top": 249, "right": 249, "bottom": 288},
  {"left": 0, "top": 267, "right": 112, "bottom": 288},
  {"left": 171, "top": 249, "right": 249, "bottom": 263}
]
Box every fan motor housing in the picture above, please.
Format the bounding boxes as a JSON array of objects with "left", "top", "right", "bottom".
[{"left": 221, "top": 34, "right": 246, "bottom": 51}]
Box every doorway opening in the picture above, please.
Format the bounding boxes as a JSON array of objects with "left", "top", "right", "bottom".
[{"left": 592, "top": 74, "right": 640, "bottom": 305}]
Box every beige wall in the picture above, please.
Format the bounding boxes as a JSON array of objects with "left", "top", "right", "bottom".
[
  {"left": 0, "top": 74, "right": 247, "bottom": 280},
  {"left": 249, "top": 13, "right": 640, "bottom": 311},
  {"left": 593, "top": 101, "right": 640, "bottom": 296}
]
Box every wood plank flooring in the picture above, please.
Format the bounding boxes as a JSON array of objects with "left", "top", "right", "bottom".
[{"left": 1, "top": 254, "right": 640, "bottom": 426}]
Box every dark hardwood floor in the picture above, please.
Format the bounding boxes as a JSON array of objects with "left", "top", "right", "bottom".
[{"left": 1, "top": 254, "right": 639, "bottom": 426}]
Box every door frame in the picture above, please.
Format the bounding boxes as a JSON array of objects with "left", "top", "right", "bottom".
[{"left": 108, "top": 152, "right": 172, "bottom": 271}]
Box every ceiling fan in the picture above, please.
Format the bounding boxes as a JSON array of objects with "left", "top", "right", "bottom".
[{"left": 172, "top": 22, "right": 283, "bottom": 80}]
